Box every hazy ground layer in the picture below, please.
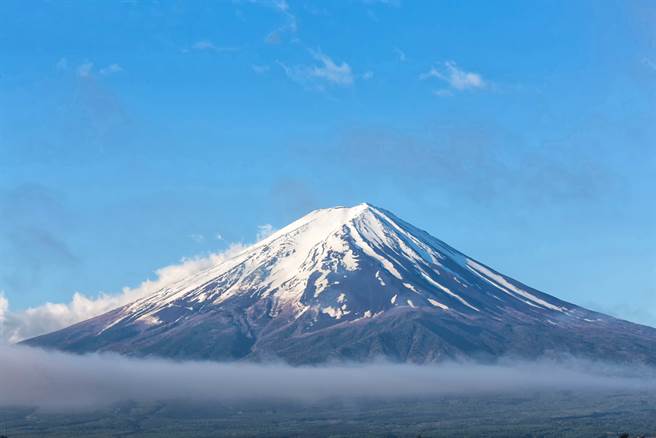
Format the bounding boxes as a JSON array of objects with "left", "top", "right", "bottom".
[{"left": 1, "top": 390, "right": 655, "bottom": 437}]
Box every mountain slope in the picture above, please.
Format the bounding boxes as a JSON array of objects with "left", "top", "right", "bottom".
[{"left": 24, "top": 204, "right": 656, "bottom": 365}]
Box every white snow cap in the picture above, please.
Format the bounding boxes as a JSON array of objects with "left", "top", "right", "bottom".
[{"left": 100, "top": 202, "right": 565, "bottom": 331}]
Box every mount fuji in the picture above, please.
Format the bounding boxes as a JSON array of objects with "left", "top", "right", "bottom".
[{"left": 24, "top": 203, "right": 656, "bottom": 365}]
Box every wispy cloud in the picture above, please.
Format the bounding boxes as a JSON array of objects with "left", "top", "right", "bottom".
[
  {"left": 393, "top": 47, "right": 406, "bottom": 62},
  {"left": 75, "top": 61, "right": 124, "bottom": 78},
  {"left": 99, "top": 63, "right": 123, "bottom": 75},
  {"left": 190, "top": 233, "right": 205, "bottom": 243},
  {"left": 252, "top": 64, "right": 271, "bottom": 74},
  {"left": 263, "top": 0, "right": 297, "bottom": 44},
  {"left": 256, "top": 224, "right": 275, "bottom": 241},
  {"left": 77, "top": 62, "right": 94, "bottom": 78},
  {"left": 0, "top": 212, "right": 284, "bottom": 343},
  {"left": 309, "top": 50, "right": 354, "bottom": 85},
  {"left": 0, "top": 346, "right": 653, "bottom": 410},
  {"left": 186, "top": 40, "right": 239, "bottom": 54},
  {"left": 233, "top": 0, "right": 297, "bottom": 44},
  {"left": 0, "top": 244, "right": 247, "bottom": 343},
  {"left": 421, "top": 61, "right": 487, "bottom": 94},
  {"left": 279, "top": 50, "right": 354, "bottom": 90}
]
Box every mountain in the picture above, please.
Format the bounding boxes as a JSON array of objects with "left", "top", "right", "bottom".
[{"left": 24, "top": 203, "right": 656, "bottom": 365}]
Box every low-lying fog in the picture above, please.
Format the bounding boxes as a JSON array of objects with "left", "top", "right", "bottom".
[{"left": 1, "top": 345, "right": 654, "bottom": 411}]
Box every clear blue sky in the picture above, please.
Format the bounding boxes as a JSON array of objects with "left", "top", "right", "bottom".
[{"left": 1, "top": 0, "right": 654, "bottom": 325}]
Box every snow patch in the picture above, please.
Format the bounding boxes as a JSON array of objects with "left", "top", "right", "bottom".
[
  {"left": 420, "top": 272, "right": 479, "bottom": 312},
  {"left": 321, "top": 306, "right": 350, "bottom": 319},
  {"left": 466, "top": 260, "right": 564, "bottom": 312},
  {"left": 428, "top": 298, "right": 449, "bottom": 310},
  {"left": 137, "top": 314, "right": 162, "bottom": 326},
  {"left": 375, "top": 270, "right": 386, "bottom": 286},
  {"left": 403, "top": 283, "right": 419, "bottom": 293}
]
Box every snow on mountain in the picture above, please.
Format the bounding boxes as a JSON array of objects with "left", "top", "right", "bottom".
[{"left": 24, "top": 203, "right": 656, "bottom": 365}]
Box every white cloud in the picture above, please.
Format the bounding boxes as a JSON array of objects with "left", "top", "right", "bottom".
[
  {"left": 264, "top": 1, "right": 297, "bottom": 44},
  {"left": 272, "top": 0, "right": 289, "bottom": 12},
  {"left": 192, "top": 40, "right": 217, "bottom": 51},
  {"left": 393, "top": 47, "right": 406, "bottom": 62},
  {"left": 0, "top": 347, "right": 652, "bottom": 410},
  {"left": 252, "top": 64, "right": 271, "bottom": 74},
  {"left": 77, "top": 62, "right": 94, "bottom": 77},
  {"left": 100, "top": 63, "right": 123, "bottom": 75},
  {"left": 188, "top": 40, "right": 238, "bottom": 53},
  {"left": 309, "top": 50, "right": 354, "bottom": 85},
  {"left": 433, "top": 88, "right": 453, "bottom": 97},
  {"left": 256, "top": 224, "right": 275, "bottom": 241},
  {"left": 279, "top": 50, "right": 354, "bottom": 90},
  {"left": 421, "top": 61, "right": 487, "bottom": 92},
  {"left": 190, "top": 233, "right": 205, "bottom": 243},
  {"left": 215, "top": 233, "right": 224, "bottom": 241},
  {"left": 233, "top": 0, "right": 297, "bottom": 44},
  {"left": 75, "top": 61, "right": 123, "bottom": 77},
  {"left": 0, "top": 244, "right": 247, "bottom": 343}
]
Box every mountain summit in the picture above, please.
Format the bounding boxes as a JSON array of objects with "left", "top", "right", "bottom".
[{"left": 25, "top": 203, "right": 656, "bottom": 364}]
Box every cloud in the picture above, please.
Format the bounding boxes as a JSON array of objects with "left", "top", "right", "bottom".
[
  {"left": 192, "top": 40, "right": 216, "bottom": 51},
  {"left": 187, "top": 40, "right": 239, "bottom": 53},
  {"left": 421, "top": 61, "right": 487, "bottom": 93},
  {"left": 75, "top": 61, "right": 124, "bottom": 78},
  {"left": 393, "top": 47, "right": 406, "bottom": 62},
  {"left": 262, "top": 0, "right": 297, "bottom": 44},
  {"left": 190, "top": 233, "right": 205, "bottom": 243},
  {"left": 309, "top": 50, "right": 354, "bottom": 85},
  {"left": 361, "top": 70, "right": 374, "bottom": 80},
  {"left": 233, "top": 0, "right": 297, "bottom": 44},
  {"left": 432, "top": 88, "right": 453, "bottom": 97},
  {"left": 1, "top": 244, "right": 247, "bottom": 343},
  {"left": 256, "top": 224, "right": 275, "bottom": 241},
  {"left": 99, "top": 63, "right": 123, "bottom": 75},
  {"left": 279, "top": 50, "right": 354, "bottom": 90},
  {"left": 252, "top": 64, "right": 271, "bottom": 74},
  {"left": 0, "top": 345, "right": 653, "bottom": 411},
  {"left": 77, "top": 62, "right": 94, "bottom": 78}
]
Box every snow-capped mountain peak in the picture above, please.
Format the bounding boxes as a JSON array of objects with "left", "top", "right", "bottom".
[{"left": 25, "top": 203, "right": 656, "bottom": 365}]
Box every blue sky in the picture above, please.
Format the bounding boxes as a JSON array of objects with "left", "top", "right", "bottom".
[{"left": 1, "top": 0, "right": 655, "bottom": 328}]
